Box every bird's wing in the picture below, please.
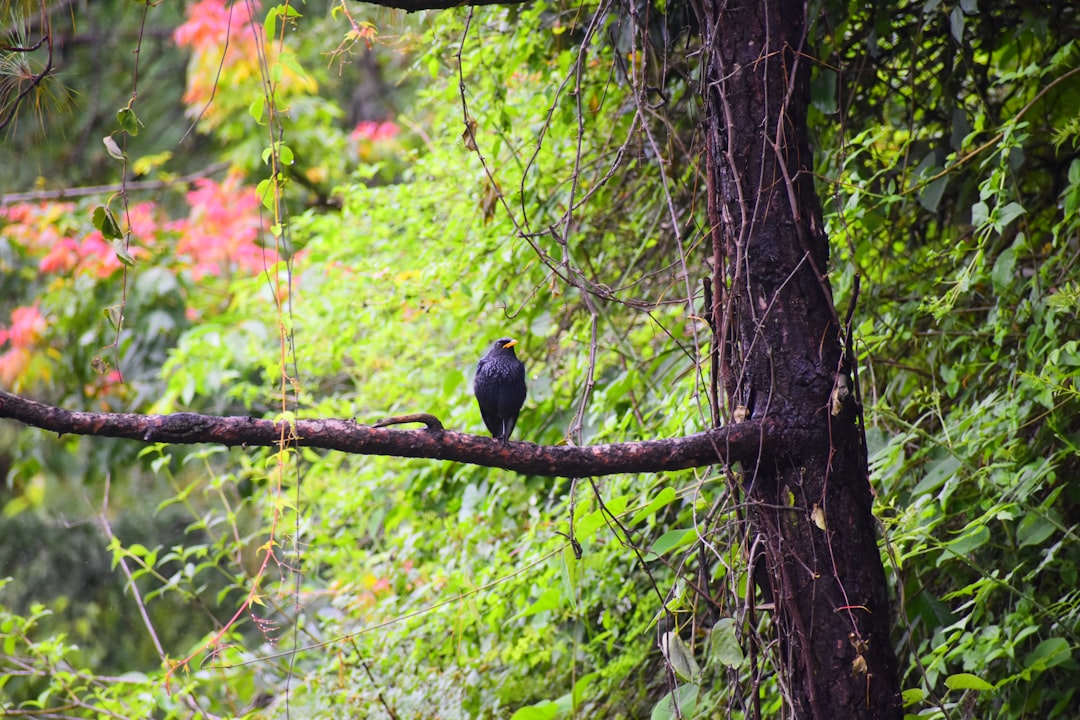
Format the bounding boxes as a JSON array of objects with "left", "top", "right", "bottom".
[{"left": 479, "top": 407, "right": 501, "bottom": 437}]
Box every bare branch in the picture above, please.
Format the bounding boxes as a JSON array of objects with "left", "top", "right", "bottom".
[
  {"left": 0, "top": 390, "right": 804, "bottom": 477},
  {"left": 0, "top": 162, "right": 231, "bottom": 205},
  {"left": 371, "top": 413, "right": 445, "bottom": 430},
  {"left": 362, "top": 0, "right": 534, "bottom": 12}
]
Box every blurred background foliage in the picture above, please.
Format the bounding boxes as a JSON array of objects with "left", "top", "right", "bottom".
[{"left": 0, "top": 0, "right": 1078, "bottom": 718}]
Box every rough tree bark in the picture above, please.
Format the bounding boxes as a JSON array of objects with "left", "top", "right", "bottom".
[
  {"left": 699, "top": 0, "right": 902, "bottom": 717},
  {"left": 0, "top": 390, "right": 809, "bottom": 477}
]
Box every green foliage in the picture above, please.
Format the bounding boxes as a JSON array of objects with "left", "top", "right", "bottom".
[
  {"left": 3, "top": 0, "right": 1079, "bottom": 718},
  {"left": 4, "top": 0, "right": 714, "bottom": 716},
  {"left": 0, "top": 0, "right": 191, "bottom": 190},
  {"left": 817, "top": 2, "right": 1080, "bottom": 717}
]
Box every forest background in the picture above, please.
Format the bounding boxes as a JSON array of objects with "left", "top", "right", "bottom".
[{"left": 1, "top": 0, "right": 1079, "bottom": 718}]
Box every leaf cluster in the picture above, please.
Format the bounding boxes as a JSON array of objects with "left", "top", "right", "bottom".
[{"left": 814, "top": 2, "right": 1080, "bottom": 716}]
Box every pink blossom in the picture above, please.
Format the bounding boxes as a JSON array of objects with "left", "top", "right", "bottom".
[
  {"left": 174, "top": 172, "right": 274, "bottom": 280},
  {"left": 6, "top": 305, "right": 45, "bottom": 348},
  {"left": 174, "top": 0, "right": 258, "bottom": 50},
  {"left": 0, "top": 348, "right": 30, "bottom": 386},
  {"left": 127, "top": 202, "right": 160, "bottom": 241},
  {"left": 39, "top": 238, "right": 81, "bottom": 274},
  {"left": 350, "top": 120, "right": 399, "bottom": 143},
  {"left": 78, "top": 231, "right": 125, "bottom": 278},
  {"left": 1, "top": 204, "right": 34, "bottom": 224}
]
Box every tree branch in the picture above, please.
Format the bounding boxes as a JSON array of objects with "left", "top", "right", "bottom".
[
  {"left": 0, "top": 390, "right": 806, "bottom": 477},
  {"left": 1, "top": 162, "right": 230, "bottom": 205},
  {"left": 360, "top": 0, "right": 534, "bottom": 12}
]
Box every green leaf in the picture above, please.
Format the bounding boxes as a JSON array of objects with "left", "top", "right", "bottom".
[
  {"left": 630, "top": 486, "right": 677, "bottom": 526},
  {"left": 509, "top": 702, "right": 559, "bottom": 720},
  {"left": 944, "top": 672, "right": 994, "bottom": 691},
  {"left": 559, "top": 545, "right": 579, "bottom": 609},
  {"left": 995, "top": 201, "right": 1025, "bottom": 230},
  {"left": 660, "top": 631, "right": 700, "bottom": 682},
  {"left": 575, "top": 493, "right": 632, "bottom": 540},
  {"left": 263, "top": 6, "right": 280, "bottom": 40},
  {"left": 918, "top": 175, "right": 949, "bottom": 212},
  {"left": 1023, "top": 637, "right": 1072, "bottom": 672},
  {"left": 971, "top": 200, "right": 989, "bottom": 227},
  {"left": 265, "top": 5, "right": 304, "bottom": 39},
  {"left": 990, "top": 246, "right": 1016, "bottom": 291},
  {"left": 113, "top": 241, "right": 136, "bottom": 267},
  {"left": 256, "top": 178, "right": 276, "bottom": 210},
  {"left": 117, "top": 106, "right": 140, "bottom": 136},
  {"left": 912, "top": 454, "right": 960, "bottom": 496},
  {"left": 937, "top": 525, "right": 990, "bottom": 566},
  {"left": 902, "top": 687, "right": 926, "bottom": 706},
  {"left": 513, "top": 587, "right": 562, "bottom": 620},
  {"left": 278, "top": 144, "right": 294, "bottom": 166},
  {"left": 277, "top": 50, "right": 306, "bottom": 78},
  {"left": 1017, "top": 512, "right": 1056, "bottom": 547},
  {"left": 575, "top": 508, "right": 607, "bottom": 539},
  {"left": 649, "top": 527, "right": 697, "bottom": 558},
  {"left": 126, "top": 543, "right": 149, "bottom": 557},
  {"left": 569, "top": 672, "right": 599, "bottom": 707},
  {"left": 651, "top": 684, "right": 699, "bottom": 720},
  {"left": 249, "top": 98, "right": 265, "bottom": 124},
  {"left": 92, "top": 206, "right": 123, "bottom": 240},
  {"left": 604, "top": 494, "right": 629, "bottom": 518},
  {"left": 709, "top": 617, "right": 744, "bottom": 668},
  {"left": 949, "top": 6, "right": 965, "bottom": 43},
  {"left": 132, "top": 150, "right": 172, "bottom": 176}
]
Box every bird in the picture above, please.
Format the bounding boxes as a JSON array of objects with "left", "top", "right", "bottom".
[{"left": 473, "top": 337, "right": 527, "bottom": 445}]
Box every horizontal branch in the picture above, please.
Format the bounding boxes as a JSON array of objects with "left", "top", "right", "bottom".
[
  {"left": 1, "top": 162, "right": 230, "bottom": 205},
  {"left": 0, "top": 390, "right": 806, "bottom": 477},
  {"left": 360, "top": 0, "right": 534, "bottom": 12}
]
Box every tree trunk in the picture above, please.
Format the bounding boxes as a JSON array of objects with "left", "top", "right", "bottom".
[{"left": 699, "top": 0, "right": 902, "bottom": 716}]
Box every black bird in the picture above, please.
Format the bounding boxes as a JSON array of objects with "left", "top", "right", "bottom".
[{"left": 473, "top": 337, "right": 527, "bottom": 444}]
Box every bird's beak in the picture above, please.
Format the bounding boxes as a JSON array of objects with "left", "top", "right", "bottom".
[{"left": 503, "top": 339, "right": 518, "bottom": 348}]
